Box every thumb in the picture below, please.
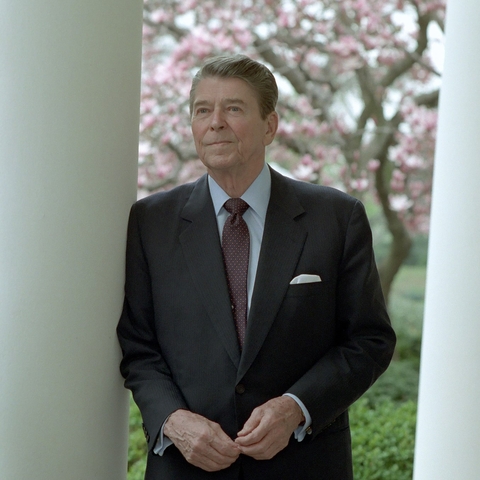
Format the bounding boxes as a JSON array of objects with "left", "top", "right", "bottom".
[{"left": 237, "top": 411, "right": 261, "bottom": 437}]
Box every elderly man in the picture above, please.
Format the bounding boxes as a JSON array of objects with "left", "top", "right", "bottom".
[{"left": 117, "top": 54, "right": 396, "bottom": 479}]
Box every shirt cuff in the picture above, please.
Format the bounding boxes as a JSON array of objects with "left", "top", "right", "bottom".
[
  {"left": 153, "top": 417, "right": 173, "bottom": 456},
  {"left": 283, "top": 393, "right": 312, "bottom": 442}
]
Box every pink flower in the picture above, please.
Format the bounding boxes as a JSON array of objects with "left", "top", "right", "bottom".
[
  {"left": 350, "top": 178, "right": 369, "bottom": 192},
  {"left": 329, "top": 36, "right": 361, "bottom": 58},
  {"left": 367, "top": 159, "right": 381, "bottom": 172},
  {"left": 150, "top": 9, "right": 172, "bottom": 24},
  {"left": 389, "top": 194, "right": 413, "bottom": 212},
  {"left": 294, "top": 163, "right": 315, "bottom": 181}
]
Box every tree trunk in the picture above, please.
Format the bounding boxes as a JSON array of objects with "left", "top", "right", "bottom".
[{"left": 375, "top": 156, "right": 412, "bottom": 304}]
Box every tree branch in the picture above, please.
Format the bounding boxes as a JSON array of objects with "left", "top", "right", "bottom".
[{"left": 380, "top": 10, "right": 432, "bottom": 88}]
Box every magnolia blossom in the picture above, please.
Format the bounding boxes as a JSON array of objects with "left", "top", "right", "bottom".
[
  {"left": 390, "top": 194, "right": 414, "bottom": 212},
  {"left": 350, "top": 178, "right": 370, "bottom": 192},
  {"left": 367, "top": 159, "right": 381, "bottom": 172}
]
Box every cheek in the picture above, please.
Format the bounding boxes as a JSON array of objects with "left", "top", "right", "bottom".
[
  {"left": 192, "top": 129, "right": 205, "bottom": 148},
  {"left": 191, "top": 131, "right": 204, "bottom": 154},
  {"left": 234, "top": 127, "right": 253, "bottom": 146},
  {"left": 191, "top": 120, "right": 206, "bottom": 137}
]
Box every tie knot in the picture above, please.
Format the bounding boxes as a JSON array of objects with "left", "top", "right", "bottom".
[{"left": 224, "top": 198, "right": 249, "bottom": 216}]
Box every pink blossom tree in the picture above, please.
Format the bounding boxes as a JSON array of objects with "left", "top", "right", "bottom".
[{"left": 139, "top": 0, "right": 445, "bottom": 301}]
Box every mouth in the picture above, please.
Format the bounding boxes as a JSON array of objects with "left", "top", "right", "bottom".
[{"left": 206, "top": 140, "right": 232, "bottom": 146}]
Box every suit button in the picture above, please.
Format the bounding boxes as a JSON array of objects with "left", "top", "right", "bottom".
[{"left": 235, "top": 384, "right": 246, "bottom": 394}]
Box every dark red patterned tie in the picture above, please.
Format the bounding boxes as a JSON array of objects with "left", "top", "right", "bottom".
[{"left": 222, "top": 198, "right": 250, "bottom": 348}]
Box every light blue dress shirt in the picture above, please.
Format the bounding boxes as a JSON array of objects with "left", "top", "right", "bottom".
[
  {"left": 154, "top": 164, "right": 311, "bottom": 455},
  {"left": 207, "top": 163, "right": 271, "bottom": 311}
]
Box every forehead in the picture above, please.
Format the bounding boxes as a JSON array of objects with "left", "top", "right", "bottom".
[{"left": 193, "top": 76, "right": 260, "bottom": 106}]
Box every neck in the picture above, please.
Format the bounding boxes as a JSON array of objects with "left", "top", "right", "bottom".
[{"left": 207, "top": 163, "right": 265, "bottom": 197}]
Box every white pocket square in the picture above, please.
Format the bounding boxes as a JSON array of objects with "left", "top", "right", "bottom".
[{"left": 289, "top": 274, "right": 322, "bottom": 285}]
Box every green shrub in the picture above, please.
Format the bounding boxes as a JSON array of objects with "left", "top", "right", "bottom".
[
  {"left": 128, "top": 398, "right": 147, "bottom": 480},
  {"left": 362, "top": 360, "right": 419, "bottom": 406},
  {"left": 389, "top": 265, "right": 425, "bottom": 372},
  {"left": 404, "top": 235, "right": 429, "bottom": 266},
  {"left": 351, "top": 398, "right": 417, "bottom": 480}
]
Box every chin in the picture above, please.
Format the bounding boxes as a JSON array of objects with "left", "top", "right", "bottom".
[{"left": 203, "top": 156, "right": 241, "bottom": 171}]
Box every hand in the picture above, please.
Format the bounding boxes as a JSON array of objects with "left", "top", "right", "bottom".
[
  {"left": 164, "top": 409, "right": 240, "bottom": 472},
  {"left": 235, "top": 396, "right": 305, "bottom": 460}
]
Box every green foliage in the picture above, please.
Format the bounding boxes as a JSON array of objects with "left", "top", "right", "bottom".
[
  {"left": 362, "top": 360, "right": 419, "bottom": 406},
  {"left": 348, "top": 264, "right": 424, "bottom": 479},
  {"left": 359, "top": 264, "right": 426, "bottom": 407},
  {"left": 351, "top": 398, "right": 417, "bottom": 480},
  {"left": 404, "top": 235, "right": 429, "bottom": 266},
  {"left": 390, "top": 265, "right": 425, "bottom": 370},
  {"left": 128, "top": 398, "right": 147, "bottom": 480}
]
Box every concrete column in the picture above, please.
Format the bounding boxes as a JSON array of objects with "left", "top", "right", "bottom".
[
  {"left": 413, "top": 0, "right": 480, "bottom": 478},
  {"left": 0, "top": 2, "right": 142, "bottom": 479}
]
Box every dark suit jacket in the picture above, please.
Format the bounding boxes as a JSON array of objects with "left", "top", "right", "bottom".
[{"left": 117, "top": 167, "right": 396, "bottom": 479}]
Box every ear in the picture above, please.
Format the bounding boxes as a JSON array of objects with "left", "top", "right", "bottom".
[{"left": 263, "top": 111, "right": 279, "bottom": 146}]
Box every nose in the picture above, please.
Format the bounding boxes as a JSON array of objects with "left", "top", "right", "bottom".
[{"left": 210, "top": 108, "right": 226, "bottom": 131}]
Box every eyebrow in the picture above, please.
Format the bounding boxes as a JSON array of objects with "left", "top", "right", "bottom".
[
  {"left": 193, "top": 98, "right": 247, "bottom": 109},
  {"left": 192, "top": 100, "right": 210, "bottom": 109},
  {"left": 223, "top": 98, "right": 247, "bottom": 106}
]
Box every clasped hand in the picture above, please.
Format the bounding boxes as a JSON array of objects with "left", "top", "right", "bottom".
[{"left": 164, "top": 396, "right": 304, "bottom": 472}]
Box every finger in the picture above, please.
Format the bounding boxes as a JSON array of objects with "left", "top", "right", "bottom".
[
  {"left": 165, "top": 410, "right": 240, "bottom": 470},
  {"left": 209, "top": 431, "right": 242, "bottom": 458},
  {"left": 237, "top": 408, "right": 274, "bottom": 445},
  {"left": 238, "top": 428, "right": 291, "bottom": 460},
  {"left": 179, "top": 434, "right": 239, "bottom": 471},
  {"left": 236, "top": 418, "right": 292, "bottom": 457},
  {"left": 186, "top": 451, "right": 236, "bottom": 472},
  {"left": 235, "top": 425, "right": 267, "bottom": 446},
  {"left": 237, "top": 407, "right": 264, "bottom": 437},
  {"left": 237, "top": 436, "right": 279, "bottom": 461},
  {"left": 192, "top": 446, "right": 239, "bottom": 471}
]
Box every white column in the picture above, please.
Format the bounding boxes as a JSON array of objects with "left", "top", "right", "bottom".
[
  {"left": 413, "top": 1, "right": 480, "bottom": 478},
  {"left": 0, "top": 2, "right": 142, "bottom": 479}
]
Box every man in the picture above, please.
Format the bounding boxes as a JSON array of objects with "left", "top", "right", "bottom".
[{"left": 117, "top": 54, "right": 396, "bottom": 479}]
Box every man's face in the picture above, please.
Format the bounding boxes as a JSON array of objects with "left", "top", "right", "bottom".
[{"left": 191, "top": 76, "right": 277, "bottom": 177}]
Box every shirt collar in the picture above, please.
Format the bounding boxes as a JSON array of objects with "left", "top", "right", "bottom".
[{"left": 208, "top": 163, "right": 271, "bottom": 221}]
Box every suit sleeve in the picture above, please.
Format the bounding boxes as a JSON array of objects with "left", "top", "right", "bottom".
[
  {"left": 286, "top": 199, "right": 396, "bottom": 437},
  {"left": 116, "top": 202, "right": 188, "bottom": 451}
]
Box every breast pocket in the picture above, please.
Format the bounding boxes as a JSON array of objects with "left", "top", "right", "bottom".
[
  {"left": 284, "top": 280, "right": 326, "bottom": 298},
  {"left": 278, "top": 279, "right": 336, "bottom": 347}
]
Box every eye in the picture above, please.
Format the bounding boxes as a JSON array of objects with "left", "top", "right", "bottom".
[{"left": 195, "top": 107, "right": 209, "bottom": 116}]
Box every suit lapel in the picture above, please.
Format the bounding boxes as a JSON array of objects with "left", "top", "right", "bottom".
[
  {"left": 238, "top": 169, "right": 307, "bottom": 380},
  {"left": 179, "top": 175, "right": 241, "bottom": 368}
]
